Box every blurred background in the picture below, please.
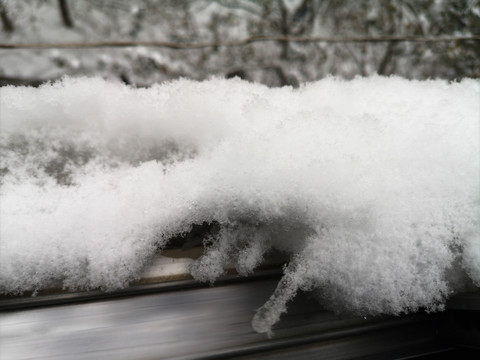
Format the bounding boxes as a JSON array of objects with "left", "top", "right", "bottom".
[{"left": 0, "top": 0, "right": 479, "bottom": 87}]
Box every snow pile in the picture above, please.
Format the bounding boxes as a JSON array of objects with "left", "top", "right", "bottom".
[{"left": 0, "top": 77, "right": 479, "bottom": 334}]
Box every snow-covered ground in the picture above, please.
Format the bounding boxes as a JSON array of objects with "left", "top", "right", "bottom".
[{"left": 0, "top": 76, "right": 479, "bottom": 333}]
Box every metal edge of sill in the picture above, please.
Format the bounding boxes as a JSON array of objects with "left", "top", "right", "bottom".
[
  {"left": 0, "top": 246, "right": 288, "bottom": 311},
  {"left": 2, "top": 273, "right": 479, "bottom": 314},
  {"left": 445, "top": 290, "right": 480, "bottom": 311},
  {"left": 0, "top": 267, "right": 283, "bottom": 312},
  {"left": 170, "top": 313, "right": 447, "bottom": 360}
]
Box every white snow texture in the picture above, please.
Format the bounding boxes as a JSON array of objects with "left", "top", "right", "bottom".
[{"left": 0, "top": 77, "right": 479, "bottom": 334}]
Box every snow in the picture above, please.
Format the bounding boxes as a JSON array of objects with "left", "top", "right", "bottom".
[{"left": 0, "top": 76, "right": 479, "bottom": 334}]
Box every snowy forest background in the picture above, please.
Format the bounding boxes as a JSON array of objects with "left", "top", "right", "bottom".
[{"left": 0, "top": 0, "right": 479, "bottom": 87}]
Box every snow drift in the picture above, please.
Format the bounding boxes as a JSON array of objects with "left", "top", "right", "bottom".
[{"left": 0, "top": 76, "right": 479, "bottom": 334}]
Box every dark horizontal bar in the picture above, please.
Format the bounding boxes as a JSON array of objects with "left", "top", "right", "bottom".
[
  {"left": 0, "top": 35, "right": 479, "bottom": 50},
  {"left": 0, "top": 268, "right": 282, "bottom": 312}
]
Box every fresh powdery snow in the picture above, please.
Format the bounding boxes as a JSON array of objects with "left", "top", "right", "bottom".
[{"left": 0, "top": 76, "right": 479, "bottom": 334}]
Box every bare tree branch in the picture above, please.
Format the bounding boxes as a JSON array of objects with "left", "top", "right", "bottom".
[
  {"left": 0, "top": 35, "right": 478, "bottom": 50},
  {"left": 0, "top": 1, "right": 14, "bottom": 32},
  {"left": 343, "top": 43, "right": 366, "bottom": 76},
  {"left": 58, "top": 0, "right": 74, "bottom": 28},
  {"left": 378, "top": 41, "right": 397, "bottom": 75}
]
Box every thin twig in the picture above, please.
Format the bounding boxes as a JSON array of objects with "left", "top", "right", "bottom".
[{"left": 0, "top": 35, "right": 479, "bottom": 50}]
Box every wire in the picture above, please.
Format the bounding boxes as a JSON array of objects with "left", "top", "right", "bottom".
[{"left": 0, "top": 35, "right": 479, "bottom": 50}]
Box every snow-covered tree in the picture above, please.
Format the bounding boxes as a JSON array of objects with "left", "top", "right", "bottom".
[{"left": 0, "top": 0, "right": 478, "bottom": 86}]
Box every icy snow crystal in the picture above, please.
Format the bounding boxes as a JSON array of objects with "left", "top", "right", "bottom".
[{"left": 0, "top": 76, "right": 478, "bottom": 334}]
